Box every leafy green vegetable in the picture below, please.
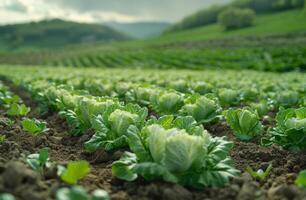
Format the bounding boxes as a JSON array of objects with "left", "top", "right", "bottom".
[
  {"left": 59, "top": 161, "right": 90, "bottom": 185},
  {"left": 180, "top": 94, "right": 222, "bottom": 124},
  {"left": 262, "top": 107, "right": 306, "bottom": 151},
  {"left": 26, "top": 148, "right": 50, "bottom": 173},
  {"left": 21, "top": 118, "right": 49, "bottom": 135},
  {"left": 7, "top": 103, "right": 30, "bottom": 117},
  {"left": 150, "top": 91, "right": 184, "bottom": 114},
  {"left": 0, "top": 134, "right": 6, "bottom": 144},
  {"left": 112, "top": 117, "right": 239, "bottom": 188},
  {"left": 218, "top": 88, "right": 240, "bottom": 106},
  {"left": 85, "top": 103, "right": 147, "bottom": 152},
  {"left": 246, "top": 164, "right": 272, "bottom": 181},
  {"left": 0, "top": 194, "right": 15, "bottom": 200},
  {"left": 277, "top": 91, "right": 299, "bottom": 108},
  {"left": 2, "top": 95, "right": 20, "bottom": 106},
  {"left": 295, "top": 169, "right": 306, "bottom": 188},
  {"left": 224, "top": 108, "right": 262, "bottom": 141},
  {"left": 0, "top": 117, "right": 15, "bottom": 128},
  {"left": 56, "top": 186, "right": 110, "bottom": 200}
]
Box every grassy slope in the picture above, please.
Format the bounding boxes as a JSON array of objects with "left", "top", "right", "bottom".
[{"left": 127, "top": 9, "right": 306, "bottom": 47}]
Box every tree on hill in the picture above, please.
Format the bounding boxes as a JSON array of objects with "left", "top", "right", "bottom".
[{"left": 218, "top": 8, "right": 256, "bottom": 30}]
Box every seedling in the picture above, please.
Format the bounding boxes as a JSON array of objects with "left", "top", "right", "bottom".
[
  {"left": 21, "top": 118, "right": 49, "bottom": 135},
  {"left": 0, "top": 193, "right": 16, "bottom": 200},
  {"left": 56, "top": 186, "right": 110, "bottom": 200},
  {"left": 0, "top": 134, "right": 6, "bottom": 144},
  {"left": 58, "top": 160, "right": 90, "bottom": 185},
  {"left": 295, "top": 169, "right": 306, "bottom": 188},
  {"left": 7, "top": 103, "right": 30, "bottom": 117},
  {"left": 27, "top": 148, "right": 50, "bottom": 175},
  {"left": 246, "top": 164, "right": 273, "bottom": 181},
  {"left": 0, "top": 117, "right": 15, "bottom": 128}
]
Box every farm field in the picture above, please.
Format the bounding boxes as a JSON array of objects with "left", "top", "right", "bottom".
[
  {"left": 0, "top": 1, "right": 306, "bottom": 200},
  {"left": 0, "top": 66, "right": 305, "bottom": 200}
]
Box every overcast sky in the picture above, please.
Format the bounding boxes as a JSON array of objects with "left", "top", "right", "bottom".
[{"left": 0, "top": 0, "right": 231, "bottom": 25}]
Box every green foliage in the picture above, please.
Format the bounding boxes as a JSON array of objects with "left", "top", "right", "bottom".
[
  {"left": 6, "top": 103, "right": 30, "bottom": 117},
  {"left": 21, "top": 118, "right": 49, "bottom": 135},
  {"left": 112, "top": 117, "right": 239, "bottom": 188},
  {"left": 26, "top": 148, "right": 50, "bottom": 173},
  {"left": 180, "top": 94, "right": 222, "bottom": 124},
  {"left": 295, "top": 169, "right": 306, "bottom": 188},
  {"left": 0, "top": 194, "right": 15, "bottom": 200},
  {"left": 150, "top": 91, "right": 184, "bottom": 114},
  {"left": 0, "top": 134, "right": 6, "bottom": 143},
  {"left": 277, "top": 91, "right": 300, "bottom": 108},
  {"left": 246, "top": 164, "right": 273, "bottom": 181},
  {"left": 218, "top": 8, "right": 256, "bottom": 30},
  {"left": 224, "top": 109, "right": 263, "bottom": 141},
  {"left": 262, "top": 107, "right": 306, "bottom": 151},
  {"left": 59, "top": 161, "right": 90, "bottom": 185},
  {"left": 218, "top": 89, "right": 240, "bottom": 107},
  {"left": 56, "top": 186, "right": 110, "bottom": 200},
  {"left": 166, "top": 0, "right": 305, "bottom": 32},
  {"left": 85, "top": 103, "right": 148, "bottom": 152}
]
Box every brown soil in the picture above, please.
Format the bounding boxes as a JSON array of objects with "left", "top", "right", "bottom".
[{"left": 1, "top": 83, "right": 306, "bottom": 200}]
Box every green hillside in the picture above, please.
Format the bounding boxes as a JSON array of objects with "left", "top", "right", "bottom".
[
  {"left": 166, "top": 0, "right": 305, "bottom": 33},
  {"left": 0, "top": 19, "right": 130, "bottom": 52},
  {"left": 142, "top": 9, "right": 306, "bottom": 45}
]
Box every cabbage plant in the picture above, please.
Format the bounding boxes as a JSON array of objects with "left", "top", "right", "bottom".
[
  {"left": 262, "top": 107, "right": 306, "bottom": 151},
  {"left": 126, "top": 86, "right": 155, "bottom": 106},
  {"left": 150, "top": 90, "right": 184, "bottom": 115},
  {"left": 85, "top": 103, "right": 148, "bottom": 152},
  {"left": 112, "top": 116, "right": 239, "bottom": 188},
  {"left": 276, "top": 91, "right": 300, "bottom": 108},
  {"left": 224, "top": 108, "right": 262, "bottom": 141},
  {"left": 218, "top": 88, "right": 240, "bottom": 107},
  {"left": 60, "top": 97, "right": 121, "bottom": 136},
  {"left": 180, "top": 94, "right": 222, "bottom": 124}
]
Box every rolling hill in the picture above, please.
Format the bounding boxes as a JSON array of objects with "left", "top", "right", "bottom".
[{"left": 0, "top": 19, "right": 130, "bottom": 52}]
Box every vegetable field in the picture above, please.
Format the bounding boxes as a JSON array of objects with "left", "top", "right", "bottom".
[{"left": 0, "top": 66, "right": 305, "bottom": 200}]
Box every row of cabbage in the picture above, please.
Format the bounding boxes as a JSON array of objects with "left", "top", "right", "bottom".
[
  {"left": 0, "top": 66, "right": 305, "bottom": 188},
  {"left": 46, "top": 47, "right": 306, "bottom": 72}
]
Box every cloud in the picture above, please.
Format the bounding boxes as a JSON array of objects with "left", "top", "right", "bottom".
[
  {"left": 0, "top": 0, "right": 231, "bottom": 24},
  {"left": 2, "top": 0, "right": 28, "bottom": 13}
]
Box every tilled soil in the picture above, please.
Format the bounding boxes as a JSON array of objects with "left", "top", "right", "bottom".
[{"left": 0, "top": 83, "right": 306, "bottom": 200}]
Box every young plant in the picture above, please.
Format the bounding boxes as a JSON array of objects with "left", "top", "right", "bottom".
[
  {"left": 2, "top": 95, "right": 21, "bottom": 106},
  {"left": 0, "top": 134, "right": 6, "bottom": 144},
  {"left": 60, "top": 98, "right": 121, "bottom": 136},
  {"left": 295, "top": 169, "right": 306, "bottom": 188},
  {"left": 21, "top": 118, "right": 49, "bottom": 135},
  {"left": 0, "top": 193, "right": 15, "bottom": 200},
  {"left": 180, "top": 94, "right": 222, "bottom": 124},
  {"left": 150, "top": 90, "right": 184, "bottom": 115},
  {"left": 218, "top": 88, "right": 240, "bottom": 107},
  {"left": 7, "top": 103, "right": 30, "bottom": 117},
  {"left": 0, "top": 117, "right": 15, "bottom": 128},
  {"left": 246, "top": 164, "right": 272, "bottom": 181},
  {"left": 224, "top": 108, "right": 262, "bottom": 141},
  {"left": 85, "top": 103, "right": 147, "bottom": 152},
  {"left": 56, "top": 186, "right": 110, "bottom": 200},
  {"left": 261, "top": 107, "right": 306, "bottom": 151},
  {"left": 112, "top": 116, "right": 239, "bottom": 188},
  {"left": 277, "top": 91, "right": 299, "bottom": 108},
  {"left": 58, "top": 161, "right": 90, "bottom": 185},
  {"left": 27, "top": 148, "right": 50, "bottom": 174}
]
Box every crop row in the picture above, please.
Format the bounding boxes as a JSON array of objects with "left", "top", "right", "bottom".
[
  {"left": 0, "top": 66, "right": 305, "bottom": 191},
  {"left": 46, "top": 47, "right": 306, "bottom": 72}
]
